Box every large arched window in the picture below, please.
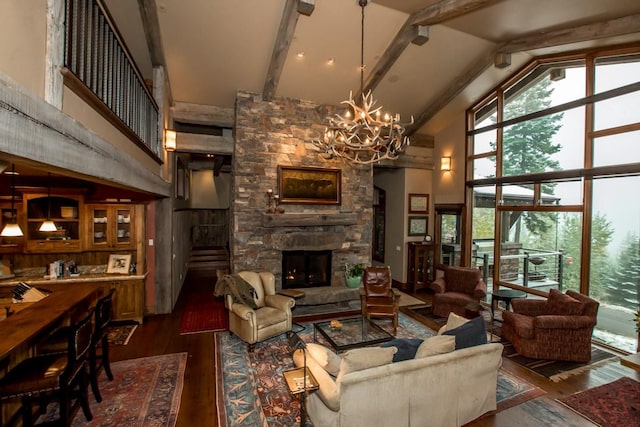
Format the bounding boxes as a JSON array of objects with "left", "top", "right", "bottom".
[{"left": 466, "top": 45, "right": 640, "bottom": 353}]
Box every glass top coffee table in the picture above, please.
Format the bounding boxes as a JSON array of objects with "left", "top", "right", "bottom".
[{"left": 313, "top": 316, "right": 393, "bottom": 352}]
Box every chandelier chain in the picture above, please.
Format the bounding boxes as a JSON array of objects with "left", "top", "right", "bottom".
[{"left": 312, "top": 0, "right": 413, "bottom": 165}]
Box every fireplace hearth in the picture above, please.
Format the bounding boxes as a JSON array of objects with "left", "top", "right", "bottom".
[{"left": 282, "top": 250, "right": 331, "bottom": 289}]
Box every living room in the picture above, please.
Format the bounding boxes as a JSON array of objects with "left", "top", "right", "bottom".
[{"left": 1, "top": 0, "right": 639, "bottom": 425}]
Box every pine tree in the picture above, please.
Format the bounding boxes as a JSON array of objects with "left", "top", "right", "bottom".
[
  {"left": 604, "top": 233, "right": 640, "bottom": 310},
  {"left": 491, "top": 76, "right": 564, "bottom": 235}
]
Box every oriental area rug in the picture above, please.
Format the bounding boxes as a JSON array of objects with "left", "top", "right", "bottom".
[
  {"left": 39, "top": 352, "right": 187, "bottom": 427},
  {"left": 107, "top": 323, "right": 138, "bottom": 345},
  {"left": 180, "top": 290, "right": 228, "bottom": 334},
  {"left": 215, "top": 314, "right": 544, "bottom": 426},
  {"left": 557, "top": 376, "right": 640, "bottom": 427}
]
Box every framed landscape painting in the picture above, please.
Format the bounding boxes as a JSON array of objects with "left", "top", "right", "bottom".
[{"left": 278, "top": 166, "right": 341, "bottom": 205}]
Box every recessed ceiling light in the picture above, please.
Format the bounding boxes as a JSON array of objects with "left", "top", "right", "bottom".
[
  {"left": 327, "top": 58, "right": 335, "bottom": 65},
  {"left": 297, "top": 51, "right": 305, "bottom": 58}
]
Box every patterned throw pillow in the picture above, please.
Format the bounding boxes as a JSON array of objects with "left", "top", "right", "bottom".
[{"left": 546, "top": 289, "right": 583, "bottom": 315}]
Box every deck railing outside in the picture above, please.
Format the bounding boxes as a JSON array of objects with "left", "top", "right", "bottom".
[{"left": 473, "top": 242, "right": 564, "bottom": 291}]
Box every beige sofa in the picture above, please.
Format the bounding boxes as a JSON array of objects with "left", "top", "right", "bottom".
[{"left": 293, "top": 341, "right": 504, "bottom": 427}]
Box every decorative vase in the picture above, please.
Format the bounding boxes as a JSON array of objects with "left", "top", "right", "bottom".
[{"left": 346, "top": 275, "right": 362, "bottom": 288}]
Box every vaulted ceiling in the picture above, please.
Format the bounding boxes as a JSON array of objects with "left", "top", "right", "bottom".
[{"left": 105, "top": 0, "right": 640, "bottom": 138}]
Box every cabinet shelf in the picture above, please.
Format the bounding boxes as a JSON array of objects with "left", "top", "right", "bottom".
[{"left": 407, "top": 242, "right": 438, "bottom": 293}]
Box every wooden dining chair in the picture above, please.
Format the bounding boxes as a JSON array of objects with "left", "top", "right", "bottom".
[
  {"left": 0, "top": 308, "right": 95, "bottom": 427},
  {"left": 36, "top": 289, "right": 116, "bottom": 403},
  {"left": 89, "top": 289, "right": 116, "bottom": 402}
]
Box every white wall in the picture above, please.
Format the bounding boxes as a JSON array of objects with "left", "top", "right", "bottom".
[
  {"left": 374, "top": 167, "right": 432, "bottom": 283},
  {"left": 433, "top": 115, "right": 467, "bottom": 204},
  {"left": 0, "top": 0, "right": 46, "bottom": 97},
  {"left": 190, "top": 170, "right": 231, "bottom": 209}
]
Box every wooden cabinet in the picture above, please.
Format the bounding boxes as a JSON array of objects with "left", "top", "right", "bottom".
[
  {"left": 100, "top": 279, "right": 144, "bottom": 323},
  {"left": 407, "top": 242, "right": 437, "bottom": 293},
  {"left": 85, "top": 204, "right": 135, "bottom": 250},
  {"left": 23, "top": 193, "right": 83, "bottom": 253}
]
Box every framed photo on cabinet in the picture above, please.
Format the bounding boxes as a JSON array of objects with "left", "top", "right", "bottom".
[{"left": 408, "top": 193, "right": 429, "bottom": 214}]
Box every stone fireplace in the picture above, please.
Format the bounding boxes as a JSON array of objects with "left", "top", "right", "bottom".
[{"left": 231, "top": 91, "right": 372, "bottom": 292}]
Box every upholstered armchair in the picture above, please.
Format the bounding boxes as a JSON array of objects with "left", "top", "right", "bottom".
[
  {"left": 223, "top": 271, "right": 295, "bottom": 351},
  {"left": 359, "top": 266, "right": 401, "bottom": 334},
  {"left": 429, "top": 264, "right": 487, "bottom": 318},
  {"left": 501, "top": 289, "right": 599, "bottom": 362}
]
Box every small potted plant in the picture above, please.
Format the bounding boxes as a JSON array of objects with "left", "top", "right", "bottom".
[{"left": 345, "top": 263, "right": 365, "bottom": 288}]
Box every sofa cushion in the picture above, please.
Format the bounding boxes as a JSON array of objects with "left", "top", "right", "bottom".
[
  {"left": 437, "top": 312, "right": 470, "bottom": 335},
  {"left": 415, "top": 335, "right": 456, "bottom": 358},
  {"left": 381, "top": 338, "right": 424, "bottom": 362},
  {"left": 336, "top": 347, "right": 396, "bottom": 383},
  {"left": 306, "top": 343, "right": 342, "bottom": 377},
  {"left": 443, "top": 315, "right": 487, "bottom": 349},
  {"left": 546, "top": 289, "right": 583, "bottom": 315}
]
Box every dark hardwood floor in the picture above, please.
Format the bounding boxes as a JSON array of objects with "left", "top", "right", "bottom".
[{"left": 110, "top": 270, "right": 639, "bottom": 427}]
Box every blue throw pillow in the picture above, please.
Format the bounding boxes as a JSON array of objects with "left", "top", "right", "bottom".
[
  {"left": 381, "top": 338, "right": 424, "bottom": 362},
  {"left": 442, "top": 315, "right": 487, "bottom": 350}
]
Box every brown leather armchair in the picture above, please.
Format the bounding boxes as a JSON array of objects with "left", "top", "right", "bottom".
[
  {"left": 359, "top": 266, "right": 401, "bottom": 334},
  {"left": 223, "top": 271, "right": 295, "bottom": 352},
  {"left": 429, "top": 264, "right": 487, "bottom": 318},
  {"left": 501, "top": 289, "right": 599, "bottom": 362}
]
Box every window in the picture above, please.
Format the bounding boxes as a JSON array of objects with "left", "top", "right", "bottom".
[{"left": 466, "top": 46, "right": 640, "bottom": 353}]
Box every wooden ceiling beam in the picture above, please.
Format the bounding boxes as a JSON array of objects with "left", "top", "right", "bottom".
[
  {"left": 263, "top": 0, "right": 302, "bottom": 101},
  {"left": 138, "top": 0, "right": 173, "bottom": 103},
  {"left": 361, "top": 0, "right": 503, "bottom": 98},
  {"left": 408, "top": 14, "right": 640, "bottom": 135},
  {"left": 171, "top": 102, "right": 234, "bottom": 128},
  {"left": 407, "top": 46, "right": 500, "bottom": 135},
  {"left": 500, "top": 14, "right": 640, "bottom": 54}
]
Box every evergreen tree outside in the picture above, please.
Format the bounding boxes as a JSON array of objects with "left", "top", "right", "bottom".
[
  {"left": 589, "top": 213, "right": 615, "bottom": 299},
  {"left": 492, "top": 77, "right": 564, "bottom": 236},
  {"left": 604, "top": 233, "right": 640, "bottom": 310}
]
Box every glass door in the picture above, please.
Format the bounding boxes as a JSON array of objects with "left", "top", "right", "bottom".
[{"left": 435, "top": 204, "right": 464, "bottom": 266}]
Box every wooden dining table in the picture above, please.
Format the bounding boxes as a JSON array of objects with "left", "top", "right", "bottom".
[{"left": 0, "top": 283, "right": 101, "bottom": 375}]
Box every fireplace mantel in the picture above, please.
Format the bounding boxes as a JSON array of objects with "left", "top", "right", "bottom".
[{"left": 262, "top": 212, "right": 359, "bottom": 228}]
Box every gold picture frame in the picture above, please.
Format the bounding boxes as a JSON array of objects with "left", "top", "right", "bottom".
[
  {"left": 107, "top": 254, "right": 132, "bottom": 274},
  {"left": 278, "top": 166, "right": 341, "bottom": 205}
]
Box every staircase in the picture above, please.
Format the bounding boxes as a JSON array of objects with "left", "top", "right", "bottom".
[{"left": 188, "top": 246, "right": 230, "bottom": 273}]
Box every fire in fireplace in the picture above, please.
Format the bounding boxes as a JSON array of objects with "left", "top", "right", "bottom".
[{"left": 282, "top": 250, "right": 332, "bottom": 289}]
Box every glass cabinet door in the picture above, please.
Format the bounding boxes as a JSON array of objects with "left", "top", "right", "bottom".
[
  {"left": 115, "top": 208, "right": 132, "bottom": 247},
  {"left": 91, "top": 208, "right": 109, "bottom": 247}
]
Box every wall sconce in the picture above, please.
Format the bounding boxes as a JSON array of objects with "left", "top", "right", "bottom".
[
  {"left": 440, "top": 156, "right": 451, "bottom": 171},
  {"left": 165, "top": 129, "right": 177, "bottom": 152}
]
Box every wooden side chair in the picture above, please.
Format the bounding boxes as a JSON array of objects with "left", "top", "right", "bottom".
[
  {"left": 89, "top": 289, "right": 116, "bottom": 402},
  {"left": 35, "top": 289, "right": 116, "bottom": 402},
  {"left": 0, "top": 308, "right": 95, "bottom": 427},
  {"left": 359, "top": 266, "right": 401, "bottom": 335}
]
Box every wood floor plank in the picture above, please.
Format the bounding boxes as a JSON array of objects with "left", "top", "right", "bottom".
[{"left": 109, "top": 280, "right": 638, "bottom": 427}]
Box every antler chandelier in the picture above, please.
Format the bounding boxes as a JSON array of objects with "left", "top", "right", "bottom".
[{"left": 313, "top": 0, "right": 413, "bottom": 165}]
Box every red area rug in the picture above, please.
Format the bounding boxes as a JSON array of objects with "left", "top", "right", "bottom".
[
  {"left": 39, "top": 352, "right": 187, "bottom": 426},
  {"left": 557, "top": 377, "right": 640, "bottom": 426},
  {"left": 180, "top": 290, "right": 228, "bottom": 334}
]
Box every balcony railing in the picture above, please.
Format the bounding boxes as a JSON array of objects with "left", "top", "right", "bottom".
[
  {"left": 473, "top": 241, "right": 564, "bottom": 291},
  {"left": 63, "top": 0, "right": 160, "bottom": 158}
]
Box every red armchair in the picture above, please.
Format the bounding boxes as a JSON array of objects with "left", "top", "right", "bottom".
[
  {"left": 429, "top": 264, "right": 487, "bottom": 318},
  {"left": 501, "top": 289, "right": 599, "bottom": 362}
]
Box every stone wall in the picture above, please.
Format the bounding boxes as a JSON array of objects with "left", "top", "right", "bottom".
[{"left": 232, "top": 91, "right": 372, "bottom": 289}]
